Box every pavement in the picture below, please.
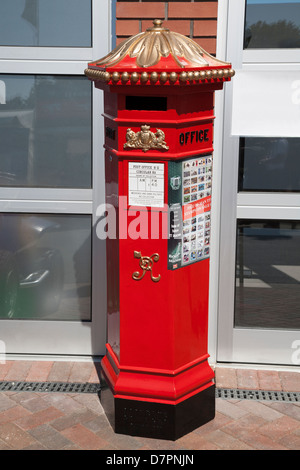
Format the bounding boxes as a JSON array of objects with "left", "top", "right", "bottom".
[{"left": 0, "top": 359, "right": 299, "bottom": 450}]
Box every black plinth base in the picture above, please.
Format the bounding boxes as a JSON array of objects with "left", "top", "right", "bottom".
[{"left": 99, "top": 372, "right": 215, "bottom": 441}]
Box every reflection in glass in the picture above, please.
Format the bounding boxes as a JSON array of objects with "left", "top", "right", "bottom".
[
  {"left": 235, "top": 220, "right": 300, "bottom": 329},
  {"left": 0, "top": 214, "right": 91, "bottom": 321},
  {"left": 0, "top": 75, "right": 91, "bottom": 188},
  {"left": 0, "top": 0, "right": 92, "bottom": 47},
  {"left": 238, "top": 137, "right": 300, "bottom": 192},
  {"left": 244, "top": 0, "right": 300, "bottom": 49}
]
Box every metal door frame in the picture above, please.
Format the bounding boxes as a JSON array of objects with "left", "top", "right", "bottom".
[
  {"left": 0, "top": 0, "right": 110, "bottom": 357},
  {"left": 216, "top": 0, "right": 300, "bottom": 365}
]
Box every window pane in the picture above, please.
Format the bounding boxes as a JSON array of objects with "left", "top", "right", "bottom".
[
  {"left": 0, "top": 0, "right": 92, "bottom": 47},
  {"left": 244, "top": 0, "right": 300, "bottom": 49},
  {"left": 0, "top": 75, "right": 91, "bottom": 188},
  {"left": 235, "top": 220, "right": 300, "bottom": 329},
  {"left": 238, "top": 137, "right": 300, "bottom": 192},
  {"left": 0, "top": 214, "right": 91, "bottom": 321}
]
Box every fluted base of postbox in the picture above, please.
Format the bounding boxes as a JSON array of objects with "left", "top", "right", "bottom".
[{"left": 99, "top": 369, "right": 215, "bottom": 441}]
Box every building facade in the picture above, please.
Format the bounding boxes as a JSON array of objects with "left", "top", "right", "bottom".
[{"left": 0, "top": 0, "right": 299, "bottom": 369}]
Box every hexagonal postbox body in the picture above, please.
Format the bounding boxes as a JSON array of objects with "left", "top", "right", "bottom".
[{"left": 85, "top": 20, "right": 234, "bottom": 440}]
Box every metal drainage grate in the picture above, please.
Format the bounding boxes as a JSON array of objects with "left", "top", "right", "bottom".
[
  {"left": 216, "top": 388, "right": 300, "bottom": 403},
  {"left": 0, "top": 381, "right": 299, "bottom": 402},
  {"left": 0, "top": 381, "right": 101, "bottom": 394}
]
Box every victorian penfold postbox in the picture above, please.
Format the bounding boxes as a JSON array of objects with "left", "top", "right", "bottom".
[{"left": 85, "top": 20, "right": 234, "bottom": 440}]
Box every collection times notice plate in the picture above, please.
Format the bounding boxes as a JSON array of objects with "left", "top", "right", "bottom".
[{"left": 128, "top": 162, "right": 165, "bottom": 208}]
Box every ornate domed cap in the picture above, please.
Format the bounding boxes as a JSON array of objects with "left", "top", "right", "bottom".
[{"left": 85, "top": 19, "right": 235, "bottom": 85}]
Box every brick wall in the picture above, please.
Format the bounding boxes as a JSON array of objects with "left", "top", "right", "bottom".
[{"left": 115, "top": 1, "right": 218, "bottom": 55}]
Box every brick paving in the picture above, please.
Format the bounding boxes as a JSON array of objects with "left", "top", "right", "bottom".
[{"left": 0, "top": 360, "right": 299, "bottom": 450}]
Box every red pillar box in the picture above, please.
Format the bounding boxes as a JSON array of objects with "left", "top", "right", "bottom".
[{"left": 85, "top": 20, "right": 234, "bottom": 440}]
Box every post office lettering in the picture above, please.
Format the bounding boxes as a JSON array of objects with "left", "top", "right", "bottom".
[{"left": 179, "top": 129, "right": 209, "bottom": 145}]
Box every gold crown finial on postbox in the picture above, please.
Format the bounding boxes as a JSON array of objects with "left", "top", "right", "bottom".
[
  {"left": 151, "top": 19, "right": 164, "bottom": 29},
  {"left": 85, "top": 19, "right": 235, "bottom": 85}
]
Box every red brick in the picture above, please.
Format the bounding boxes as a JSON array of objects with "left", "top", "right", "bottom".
[
  {"left": 116, "top": 2, "right": 165, "bottom": 19},
  {"left": 46, "top": 361, "right": 73, "bottom": 383},
  {"left": 279, "top": 371, "right": 300, "bottom": 392},
  {"left": 0, "top": 439, "right": 11, "bottom": 450},
  {"left": 0, "top": 406, "right": 31, "bottom": 425},
  {"left": 215, "top": 367, "right": 238, "bottom": 389},
  {"left": 169, "top": 2, "right": 218, "bottom": 19},
  {"left": 236, "top": 369, "right": 259, "bottom": 390},
  {"left": 15, "top": 407, "right": 64, "bottom": 431},
  {"left": 116, "top": 37, "right": 129, "bottom": 46},
  {"left": 257, "top": 370, "right": 282, "bottom": 391},
  {"left": 4, "top": 361, "right": 33, "bottom": 382},
  {"left": 0, "top": 422, "right": 37, "bottom": 449},
  {"left": 15, "top": 396, "right": 49, "bottom": 413},
  {"left": 192, "top": 37, "right": 216, "bottom": 54},
  {"left": 269, "top": 401, "right": 300, "bottom": 421},
  {"left": 61, "top": 423, "right": 107, "bottom": 450},
  {"left": 0, "top": 394, "right": 18, "bottom": 412},
  {"left": 176, "top": 431, "right": 221, "bottom": 450},
  {"left": 142, "top": 19, "right": 191, "bottom": 36},
  {"left": 216, "top": 399, "right": 249, "bottom": 420},
  {"left": 194, "top": 19, "right": 217, "bottom": 37},
  {"left": 241, "top": 430, "right": 288, "bottom": 450},
  {"left": 0, "top": 361, "right": 13, "bottom": 381},
  {"left": 4, "top": 391, "right": 38, "bottom": 404},
  {"left": 70, "top": 393, "right": 103, "bottom": 414},
  {"left": 258, "top": 416, "right": 300, "bottom": 441},
  {"left": 68, "top": 361, "right": 94, "bottom": 383},
  {"left": 222, "top": 413, "right": 267, "bottom": 439},
  {"left": 116, "top": 20, "right": 140, "bottom": 36},
  {"left": 29, "top": 424, "right": 73, "bottom": 450},
  {"left": 236, "top": 400, "right": 283, "bottom": 422},
  {"left": 202, "top": 429, "right": 253, "bottom": 450},
  {"left": 194, "top": 410, "right": 233, "bottom": 436},
  {"left": 26, "top": 361, "right": 53, "bottom": 382},
  {"left": 280, "top": 432, "right": 300, "bottom": 450},
  {"left": 88, "top": 362, "right": 101, "bottom": 383},
  {"left": 43, "top": 394, "right": 86, "bottom": 414},
  {"left": 51, "top": 408, "right": 96, "bottom": 432}
]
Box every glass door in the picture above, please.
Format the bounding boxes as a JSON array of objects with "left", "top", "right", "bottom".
[
  {"left": 217, "top": 0, "right": 300, "bottom": 365},
  {"left": 0, "top": 0, "right": 110, "bottom": 356}
]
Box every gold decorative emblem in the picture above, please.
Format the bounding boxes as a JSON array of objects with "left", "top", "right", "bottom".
[
  {"left": 124, "top": 125, "right": 169, "bottom": 152},
  {"left": 132, "top": 251, "right": 161, "bottom": 282}
]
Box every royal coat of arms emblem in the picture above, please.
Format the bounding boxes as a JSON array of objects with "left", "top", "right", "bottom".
[{"left": 124, "top": 125, "right": 169, "bottom": 152}]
